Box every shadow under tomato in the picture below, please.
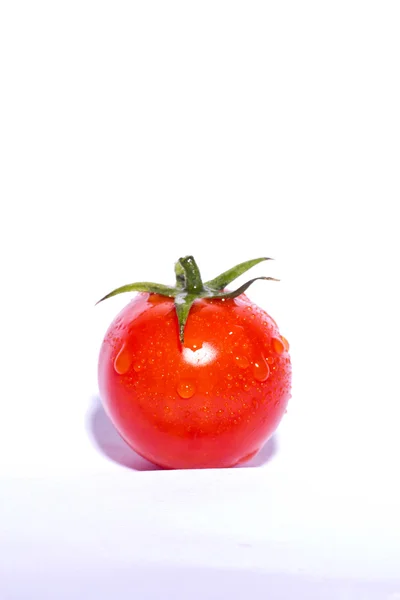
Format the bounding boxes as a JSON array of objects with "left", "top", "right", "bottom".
[
  {"left": 86, "top": 395, "right": 277, "bottom": 471},
  {"left": 86, "top": 396, "right": 161, "bottom": 471},
  {"left": 236, "top": 435, "right": 277, "bottom": 468}
]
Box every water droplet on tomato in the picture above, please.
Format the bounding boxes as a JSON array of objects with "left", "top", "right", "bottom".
[
  {"left": 177, "top": 381, "right": 196, "bottom": 399},
  {"left": 226, "top": 373, "right": 233, "bottom": 380},
  {"left": 133, "top": 362, "right": 143, "bottom": 373},
  {"left": 281, "top": 336, "right": 290, "bottom": 351},
  {"left": 235, "top": 355, "right": 249, "bottom": 369},
  {"left": 114, "top": 344, "right": 132, "bottom": 375},
  {"left": 252, "top": 399, "right": 259, "bottom": 410},
  {"left": 272, "top": 337, "right": 285, "bottom": 354},
  {"left": 266, "top": 355, "right": 275, "bottom": 364},
  {"left": 253, "top": 358, "right": 270, "bottom": 382}
]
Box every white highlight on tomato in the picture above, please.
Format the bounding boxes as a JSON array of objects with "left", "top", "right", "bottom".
[{"left": 182, "top": 342, "right": 217, "bottom": 366}]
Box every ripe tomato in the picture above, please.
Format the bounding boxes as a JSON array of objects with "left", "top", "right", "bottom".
[{"left": 97, "top": 256, "right": 291, "bottom": 469}]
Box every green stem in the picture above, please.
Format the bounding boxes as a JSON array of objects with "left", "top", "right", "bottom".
[
  {"left": 178, "top": 256, "right": 204, "bottom": 294},
  {"left": 97, "top": 255, "right": 278, "bottom": 344}
]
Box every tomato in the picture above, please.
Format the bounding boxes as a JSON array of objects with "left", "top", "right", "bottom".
[{"left": 97, "top": 256, "right": 291, "bottom": 469}]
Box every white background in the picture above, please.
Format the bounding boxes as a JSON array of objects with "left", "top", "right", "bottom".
[{"left": 1, "top": 1, "right": 399, "bottom": 598}]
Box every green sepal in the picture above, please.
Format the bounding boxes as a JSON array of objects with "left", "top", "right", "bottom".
[
  {"left": 205, "top": 257, "right": 272, "bottom": 291},
  {"left": 210, "top": 276, "right": 279, "bottom": 300},
  {"left": 96, "top": 282, "right": 177, "bottom": 304}
]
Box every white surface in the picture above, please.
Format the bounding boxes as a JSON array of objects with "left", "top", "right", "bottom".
[{"left": 1, "top": 1, "right": 400, "bottom": 598}]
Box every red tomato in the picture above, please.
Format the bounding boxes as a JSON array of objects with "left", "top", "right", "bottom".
[{"left": 98, "top": 290, "right": 291, "bottom": 469}]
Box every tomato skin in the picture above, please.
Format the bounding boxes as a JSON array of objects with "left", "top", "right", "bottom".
[{"left": 98, "top": 293, "right": 291, "bottom": 469}]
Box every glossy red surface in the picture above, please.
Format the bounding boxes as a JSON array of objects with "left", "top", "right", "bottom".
[{"left": 98, "top": 293, "right": 291, "bottom": 469}]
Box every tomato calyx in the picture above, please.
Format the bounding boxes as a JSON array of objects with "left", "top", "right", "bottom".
[{"left": 97, "top": 256, "right": 279, "bottom": 343}]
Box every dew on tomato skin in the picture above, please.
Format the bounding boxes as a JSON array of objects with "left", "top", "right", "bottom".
[
  {"left": 266, "top": 355, "right": 275, "bottom": 365},
  {"left": 272, "top": 337, "right": 285, "bottom": 354},
  {"left": 252, "top": 399, "right": 259, "bottom": 410},
  {"left": 114, "top": 344, "right": 132, "bottom": 375},
  {"left": 133, "top": 362, "right": 144, "bottom": 373},
  {"left": 235, "top": 355, "right": 250, "bottom": 369},
  {"left": 177, "top": 381, "right": 196, "bottom": 399},
  {"left": 253, "top": 358, "right": 270, "bottom": 382},
  {"left": 281, "top": 336, "right": 290, "bottom": 351}
]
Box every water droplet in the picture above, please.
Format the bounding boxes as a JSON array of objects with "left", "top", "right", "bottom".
[
  {"left": 253, "top": 358, "right": 270, "bottom": 382},
  {"left": 226, "top": 373, "right": 233, "bottom": 380},
  {"left": 114, "top": 344, "right": 132, "bottom": 375},
  {"left": 266, "top": 355, "right": 275, "bottom": 364},
  {"left": 235, "top": 355, "right": 250, "bottom": 369},
  {"left": 156, "top": 350, "right": 163, "bottom": 357},
  {"left": 243, "top": 382, "right": 250, "bottom": 391},
  {"left": 272, "top": 337, "right": 285, "bottom": 354},
  {"left": 177, "top": 381, "right": 196, "bottom": 399},
  {"left": 133, "top": 362, "right": 143, "bottom": 373},
  {"left": 217, "top": 409, "right": 224, "bottom": 415},
  {"left": 252, "top": 399, "right": 259, "bottom": 410},
  {"left": 281, "top": 336, "right": 290, "bottom": 351}
]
